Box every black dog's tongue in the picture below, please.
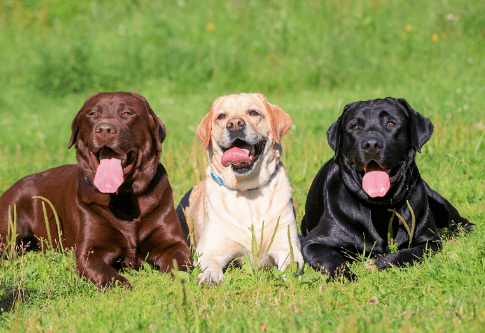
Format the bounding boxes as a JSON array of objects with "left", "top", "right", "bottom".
[{"left": 362, "top": 171, "right": 390, "bottom": 198}]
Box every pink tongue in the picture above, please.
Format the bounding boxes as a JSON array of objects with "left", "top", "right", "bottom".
[
  {"left": 221, "top": 147, "right": 251, "bottom": 167},
  {"left": 362, "top": 171, "right": 390, "bottom": 198},
  {"left": 94, "top": 158, "right": 124, "bottom": 193}
]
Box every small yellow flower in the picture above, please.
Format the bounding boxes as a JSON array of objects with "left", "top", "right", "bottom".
[
  {"left": 207, "top": 22, "right": 215, "bottom": 32},
  {"left": 432, "top": 33, "right": 439, "bottom": 42},
  {"left": 405, "top": 24, "right": 412, "bottom": 32}
]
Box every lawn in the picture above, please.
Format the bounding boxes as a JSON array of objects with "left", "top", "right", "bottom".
[{"left": 1, "top": 1, "right": 484, "bottom": 332}]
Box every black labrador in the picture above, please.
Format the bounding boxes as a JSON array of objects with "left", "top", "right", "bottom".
[{"left": 301, "top": 97, "right": 472, "bottom": 279}]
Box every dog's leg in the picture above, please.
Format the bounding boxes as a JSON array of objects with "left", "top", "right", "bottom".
[
  {"left": 266, "top": 221, "right": 304, "bottom": 271},
  {"left": 375, "top": 241, "right": 442, "bottom": 270},
  {"left": 76, "top": 247, "right": 131, "bottom": 289},
  {"left": 302, "top": 242, "right": 355, "bottom": 280},
  {"left": 196, "top": 235, "right": 239, "bottom": 286},
  {"left": 423, "top": 181, "right": 472, "bottom": 231}
]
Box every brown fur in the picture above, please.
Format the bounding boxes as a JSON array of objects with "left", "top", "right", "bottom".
[{"left": 0, "top": 92, "right": 191, "bottom": 288}]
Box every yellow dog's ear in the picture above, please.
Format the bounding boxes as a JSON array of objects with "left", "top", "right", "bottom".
[
  {"left": 197, "top": 97, "right": 223, "bottom": 148},
  {"left": 196, "top": 113, "right": 212, "bottom": 148},
  {"left": 255, "top": 94, "right": 292, "bottom": 143}
]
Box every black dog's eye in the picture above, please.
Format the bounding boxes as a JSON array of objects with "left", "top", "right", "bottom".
[
  {"left": 351, "top": 125, "right": 360, "bottom": 131},
  {"left": 217, "top": 113, "right": 226, "bottom": 120},
  {"left": 387, "top": 121, "right": 395, "bottom": 127},
  {"left": 248, "top": 110, "right": 260, "bottom": 116}
]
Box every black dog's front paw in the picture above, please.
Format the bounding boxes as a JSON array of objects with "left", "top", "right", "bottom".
[
  {"left": 375, "top": 253, "right": 399, "bottom": 271},
  {"left": 320, "top": 264, "right": 357, "bottom": 282}
]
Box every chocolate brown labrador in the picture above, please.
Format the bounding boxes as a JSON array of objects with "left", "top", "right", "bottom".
[{"left": 0, "top": 92, "right": 191, "bottom": 288}]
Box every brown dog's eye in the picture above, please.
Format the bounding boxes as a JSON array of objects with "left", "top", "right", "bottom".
[
  {"left": 351, "top": 125, "right": 360, "bottom": 131},
  {"left": 217, "top": 114, "right": 226, "bottom": 120},
  {"left": 122, "top": 111, "right": 133, "bottom": 116},
  {"left": 88, "top": 111, "right": 98, "bottom": 116},
  {"left": 248, "top": 110, "right": 259, "bottom": 116},
  {"left": 387, "top": 121, "right": 395, "bottom": 127}
]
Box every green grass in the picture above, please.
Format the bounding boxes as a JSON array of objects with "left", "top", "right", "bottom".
[{"left": 1, "top": 0, "right": 485, "bottom": 332}]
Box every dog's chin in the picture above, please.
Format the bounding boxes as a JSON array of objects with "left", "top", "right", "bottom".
[{"left": 219, "top": 138, "right": 266, "bottom": 176}]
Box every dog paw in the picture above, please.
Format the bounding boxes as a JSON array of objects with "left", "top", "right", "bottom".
[
  {"left": 99, "top": 274, "right": 132, "bottom": 289},
  {"left": 197, "top": 269, "right": 224, "bottom": 286}
]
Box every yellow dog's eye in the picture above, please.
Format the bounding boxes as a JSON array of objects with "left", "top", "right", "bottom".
[
  {"left": 217, "top": 114, "right": 226, "bottom": 120},
  {"left": 248, "top": 110, "right": 259, "bottom": 116}
]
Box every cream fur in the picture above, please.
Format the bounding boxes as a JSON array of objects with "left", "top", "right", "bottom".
[{"left": 183, "top": 93, "right": 303, "bottom": 285}]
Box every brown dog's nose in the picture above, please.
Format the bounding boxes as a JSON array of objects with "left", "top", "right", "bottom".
[
  {"left": 361, "top": 137, "right": 384, "bottom": 150},
  {"left": 226, "top": 117, "right": 245, "bottom": 132},
  {"left": 95, "top": 122, "right": 118, "bottom": 136}
]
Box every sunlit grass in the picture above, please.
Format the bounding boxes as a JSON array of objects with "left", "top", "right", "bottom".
[{"left": 1, "top": 0, "right": 484, "bottom": 331}]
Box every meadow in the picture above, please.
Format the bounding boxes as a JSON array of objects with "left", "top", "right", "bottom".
[{"left": 1, "top": 0, "right": 484, "bottom": 332}]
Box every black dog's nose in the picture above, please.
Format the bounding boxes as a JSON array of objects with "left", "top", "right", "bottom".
[
  {"left": 226, "top": 117, "right": 246, "bottom": 132},
  {"left": 361, "top": 137, "right": 384, "bottom": 150},
  {"left": 95, "top": 122, "right": 118, "bottom": 135}
]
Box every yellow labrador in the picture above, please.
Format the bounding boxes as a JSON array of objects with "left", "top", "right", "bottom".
[{"left": 177, "top": 93, "right": 304, "bottom": 285}]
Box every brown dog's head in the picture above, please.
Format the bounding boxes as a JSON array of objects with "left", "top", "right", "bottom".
[
  {"left": 68, "top": 92, "right": 166, "bottom": 194},
  {"left": 196, "top": 93, "right": 292, "bottom": 191}
]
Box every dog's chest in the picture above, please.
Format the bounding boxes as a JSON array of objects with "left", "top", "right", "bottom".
[{"left": 206, "top": 176, "right": 292, "bottom": 231}]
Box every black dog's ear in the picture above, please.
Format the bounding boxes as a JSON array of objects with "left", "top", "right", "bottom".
[
  {"left": 327, "top": 103, "right": 356, "bottom": 158},
  {"left": 327, "top": 115, "right": 342, "bottom": 156},
  {"left": 397, "top": 98, "right": 434, "bottom": 152}
]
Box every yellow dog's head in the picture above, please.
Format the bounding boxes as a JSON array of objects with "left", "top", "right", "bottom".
[{"left": 196, "top": 93, "right": 292, "bottom": 191}]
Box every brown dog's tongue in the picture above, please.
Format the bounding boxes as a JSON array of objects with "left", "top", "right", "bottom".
[
  {"left": 94, "top": 158, "right": 123, "bottom": 193},
  {"left": 221, "top": 147, "right": 251, "bottom": 168},
  {"left": 362, "top": 171, "right": 390, "bottom": 198}
]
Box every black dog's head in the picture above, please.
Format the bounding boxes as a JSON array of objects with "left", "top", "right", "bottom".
[{"left": 327, "top": 97, "right": 433, "bottom": 201}]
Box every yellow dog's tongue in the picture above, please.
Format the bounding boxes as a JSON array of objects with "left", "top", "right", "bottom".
[
  {"left": 221, "top": 147, "right": 251, "bottom": 168},
  {"left": 362, "top": 171, "right": 390, "bottom": 198},
  {"left": 94, "top": 158, "right": 123, "bottom": 193}
]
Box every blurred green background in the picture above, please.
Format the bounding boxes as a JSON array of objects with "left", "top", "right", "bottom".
[{"left": 1, "top": 0, "right": 484, "bottom": 98}]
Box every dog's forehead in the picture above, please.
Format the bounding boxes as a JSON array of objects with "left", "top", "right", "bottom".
[
  {"left": 215, "top": 94, "right": 267, "bottom": 115},
  {"left": 345, "top": 99, "right": 404, "bottom": 121},
  {"left": 84, "top": 93, "right": 144, "bottom": 111}
]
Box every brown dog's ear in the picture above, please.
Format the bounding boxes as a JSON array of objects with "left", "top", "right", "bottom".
[
  {"left": 130, "top": 92, "right": 166, "bottom": 150},
  {"left": 68, "top": 109, "right": 81, "bottom": 149},
  {"left": 255, "top": 94, "right": 292, "bottom": 143},
  {"left": 68, "top": 92, "right": 104, "bottom": 149}
]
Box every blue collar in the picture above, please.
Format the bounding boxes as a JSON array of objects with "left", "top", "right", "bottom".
[{"left": 209, "top": 163, "right": 280, "bottom": 192}]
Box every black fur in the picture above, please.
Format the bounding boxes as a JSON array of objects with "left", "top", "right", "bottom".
[{"left": 301, "top": 97, "right": 472, "bottom": 280}]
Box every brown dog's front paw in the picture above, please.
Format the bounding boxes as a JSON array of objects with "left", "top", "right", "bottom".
[{"left": 99, "top": 274, "right": 132, "bottom": 290}]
